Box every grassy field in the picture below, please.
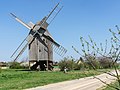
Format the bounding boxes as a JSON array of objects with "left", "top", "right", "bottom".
[
  {"left": 102, "top": 81, "right": 120, "bottom": 90},
  {"left": 0, "top": 69, "right": 109, "bottom": 90}
]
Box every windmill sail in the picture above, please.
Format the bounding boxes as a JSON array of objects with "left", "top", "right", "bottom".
[
  {"left": 10, "top": 13, "right": 32, "bottom": 30},
  {"left": 12, "top": 34, "right": 35, "bottom": 61},
  {"left": 14, "top": 43, "right": 28, "bottom": 61},
  {"left": 42, "top": 34, "right": 60, "bottom": 47},
  {"left": 42, "top": 31, "right": 67, "bottom": 57},
  {"left": 53, "top": 45, "right": 67, "bottom": 57},
  {"left": 10, "top": 36, "right": 28, "bottom": 58}
]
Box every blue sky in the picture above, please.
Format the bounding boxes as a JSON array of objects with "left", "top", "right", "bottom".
[{"left": 0, "top": 0, "right": 120, "bottom": 62}]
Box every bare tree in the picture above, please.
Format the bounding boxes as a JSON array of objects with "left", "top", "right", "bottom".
[{"left": 72, "top": 25, "right": 120, "bottom": 89}]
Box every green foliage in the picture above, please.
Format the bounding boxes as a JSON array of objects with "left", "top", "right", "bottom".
[
  {"left": 103, "top": 81, "right": 120, "bottom": 90},
  {"left": 73, "top": 61, "right": 84, "bottom": 70},
  {"left": 58, "top": 57, "right": 87, "bottom": 71},
  {"left": 84, "top": 55, "right": 100, "bottom": 69},
  {"left": 58, "top": 55, "right": 117, "bottom": 71},
  {"left": 58, "top": 56, "right": 100, "bottom": 71},
  {"left": 58, "top": 57, "right": 75, "bottom": 71},
  {"left": 0, "top": 68, "right": 1, "bottom": 73},
  {"left": 9, "top": 62, "right": 28, "bottom": 69},
  {"left": 9, "top": 62, "right": 21, "bottom": 69}
]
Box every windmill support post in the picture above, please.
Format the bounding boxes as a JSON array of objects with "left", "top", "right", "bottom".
[{"left": 47, "top": 44, "right": 49, "bottom": 71}]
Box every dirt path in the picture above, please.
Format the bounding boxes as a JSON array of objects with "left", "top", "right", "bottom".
[{"left": 25, "top": 71, "right": 119, "bottom": 90}]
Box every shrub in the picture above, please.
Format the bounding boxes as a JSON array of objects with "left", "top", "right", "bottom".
[
  {"left": 74, "top": 60, "right": 85, "bottom": 70},
  {"left": 58, "top": 57, "right": 86, "bottom": 71},
  {"left": 84, "top": 55, "right": 100, "bottom": 69},
  {"left": 58, "top": 57, "right": 75, "bottom": 71},
  {"left": 98, "top": 57, "right": 113, "bottom": 69},
  {"left": 0, "top": 68, "right": 1, "bottom": 73},
  {"left": 9, "top": 62, "right": 22, "bottom": 69}
]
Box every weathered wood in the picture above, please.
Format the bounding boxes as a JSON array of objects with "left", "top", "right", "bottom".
[{"left": 28, "top": 21, "right": 53, "bottom": 62}]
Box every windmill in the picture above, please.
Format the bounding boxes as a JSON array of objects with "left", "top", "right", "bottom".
[{"left": 10, "top": 2, "right": 67, "bottom": 70}]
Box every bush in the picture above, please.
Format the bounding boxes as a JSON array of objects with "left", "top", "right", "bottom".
[
  {"left": 9, "top": 62, "right": 23, "bottom": 69},
  {"left": 58, "top": 55, "right": 117, "bottom": 71},
  {"left": 58, "top": 57, "right": 86, "bottom": 71},
  {"left": 0, "top": 68, "right": 1, "bottom": 73},
  {"left": 84, "top": 55, "right": 100, "bottom": 69},
  {"left": 98, "top": 57, "right": 113, "bottom": 69},
  {"left": 58, "top": 57, "right": 75, "bottom": 71},
  {"left": 74, "top": 60, "right": 85, "bottom": 70}
]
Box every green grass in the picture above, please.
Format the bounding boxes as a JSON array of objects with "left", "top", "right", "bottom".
[
  {"left": 0, "top": 69, "right": 109, "bottom": 90},
  {"left": 102, "top": 81, "right": 120, "bottom": 90}
]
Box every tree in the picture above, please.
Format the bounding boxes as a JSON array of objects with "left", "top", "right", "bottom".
[{"left": 72, "top": 25, "right": 120, "bottom": 89}]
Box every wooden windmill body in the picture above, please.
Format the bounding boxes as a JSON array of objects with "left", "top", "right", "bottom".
[{"left": 28, "top": 20, "right": 53, "bottom": 70}]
